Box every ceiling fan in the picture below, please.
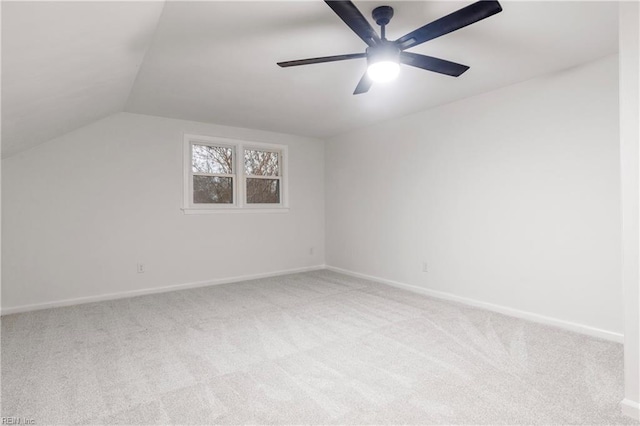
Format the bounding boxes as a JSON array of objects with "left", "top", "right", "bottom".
[{"left": 277, "top": 1, "right": 502, "bottom": 95}]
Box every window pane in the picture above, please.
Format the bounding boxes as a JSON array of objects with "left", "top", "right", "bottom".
[
  {"left": 192, "top": 144, "right": 233, "bottom": 174},
  {"left": 193, "top": 176, "right": 233, "bottom": 204},
  {"left": 244, "top": 149, "right": 279, "bottom": 176},
  {"left": 246, "top": 178, "right": 280, "bottom": 204}
]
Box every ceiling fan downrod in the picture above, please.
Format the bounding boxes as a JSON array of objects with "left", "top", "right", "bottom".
[{"left": 372, "top": 6, "right": 394, "bottom": 40}]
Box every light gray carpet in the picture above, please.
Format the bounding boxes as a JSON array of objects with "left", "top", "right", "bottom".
[{"left": 1, "top": 270, "right": 636, "bottom": 425}]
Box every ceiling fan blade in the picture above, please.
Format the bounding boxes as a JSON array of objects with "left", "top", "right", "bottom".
[
  {"left": 353, "top": 72, "right": 373, "bottom": 95},
  {"left": 400, "top": 52, "right": 469, "bottom": 77},
  {"left": 277, "top": 53, "right": 366, "bottom": 68},
  {"left": 395, "top": 1, "right": 502, "bottom": 50},
  {"left": 325, "top": 1, "right": 381, "bottom": 47}
]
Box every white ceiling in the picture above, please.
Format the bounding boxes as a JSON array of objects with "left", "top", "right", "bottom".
[
  {"left": 2, "top": 1, "right": 619, "bottom": 157},
  {"left": 1, "top": 1, "right": 164, "bottom": 157}
]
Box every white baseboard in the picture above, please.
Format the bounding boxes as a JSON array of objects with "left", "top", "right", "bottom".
[
  {"left": 621, "top": 398, "right": 640, "bottom": 420},
  {"left": 1, "top": 264, "right": 626, "bottom": 345},
  {"left": 326, "top": 265, "right": 624, "bottom": 343},
  {"left": 0, "top": 265, "right": 326, "bottom": 316}
]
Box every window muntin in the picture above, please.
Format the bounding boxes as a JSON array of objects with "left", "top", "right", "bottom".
[{"left": 183, "top": 135, "right": 287, "bottom": 212}]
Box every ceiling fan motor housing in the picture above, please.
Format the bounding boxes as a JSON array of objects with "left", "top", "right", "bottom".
[{"left": 366, "top": 41, "right": 400, "bottom": 66}]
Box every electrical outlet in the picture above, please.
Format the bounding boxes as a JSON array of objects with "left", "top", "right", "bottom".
[
  {"left": 309, "top": 247, "right": 315, "bottom": 255},
  {"left": 137, "top": 263, "right": 145, "bottom": 273},
  {"left": 422, "top": 262, "right": 428, "bottom": 272}
]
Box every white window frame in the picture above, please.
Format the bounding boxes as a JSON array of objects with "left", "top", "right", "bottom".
[{"left": 182, "top": 134, "right": 289, "bottom": 214}]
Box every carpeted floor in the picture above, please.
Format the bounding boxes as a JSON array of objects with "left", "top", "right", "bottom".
[{"left": 1, "top": 270, "right": 636, "bottom": 425}]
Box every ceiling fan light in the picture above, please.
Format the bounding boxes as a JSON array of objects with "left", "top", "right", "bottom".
[{"left": 367, "top": 61, "right": 400, "bottom": 83}]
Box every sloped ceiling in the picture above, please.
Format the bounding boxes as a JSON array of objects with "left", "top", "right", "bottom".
[
  {"left": 1, "top": 1, "right": 619, "bottom": 157},
  {"left": 1, "top": 1, "right": 164, "bottom": 157}
]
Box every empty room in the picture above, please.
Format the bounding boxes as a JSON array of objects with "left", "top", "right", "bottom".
[{"left": 1, "top": 0, "right": 639, "bottom": 424}]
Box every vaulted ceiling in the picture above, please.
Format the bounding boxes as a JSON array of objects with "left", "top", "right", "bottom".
[
  {"left": 1, "top": 1, "right": 164, "bottom": 157},
  {"left": 1, "top": 1, "right": 619, "bottom": 157}
]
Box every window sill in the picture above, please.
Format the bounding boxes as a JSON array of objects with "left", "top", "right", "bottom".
[{"left": 182, "top": 207, "right": 290, "bottom": 215}]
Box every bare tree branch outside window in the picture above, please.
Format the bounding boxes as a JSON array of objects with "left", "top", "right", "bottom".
[
  {"left": 244, "top": 149, "right": 280, "bottom": 204},
  {"left": 192, "top": 144, "right": 234, "bottom": 203},
  {"left": 193, "top": 145, "right": 233, "bottom": 174},
  {"left": 189, "top": 144, "right": 282, "bottom": 206},
  {"left": 244, "top": 150, "right": 279, "bottom": 176}
]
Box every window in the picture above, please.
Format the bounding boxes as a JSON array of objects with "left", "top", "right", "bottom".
[
  {"left": 183, "top": 135, "right": 288, "bottom": 213},
  {"left": 244, "top": 148, "right": 281, "bottom": 204},
  {"left": 192, "top": 144, "right": 235, "bottom": 204}
]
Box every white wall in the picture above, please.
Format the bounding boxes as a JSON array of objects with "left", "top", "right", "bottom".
[
  {"left": 1, "top": 112, "right": 325, "bottom": 312},
  {"left": 326, "top": 55, "right": 623, "bottom": 337},
  {"left": 619, "top": 1, "right": 640, "bottom": 419}
]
